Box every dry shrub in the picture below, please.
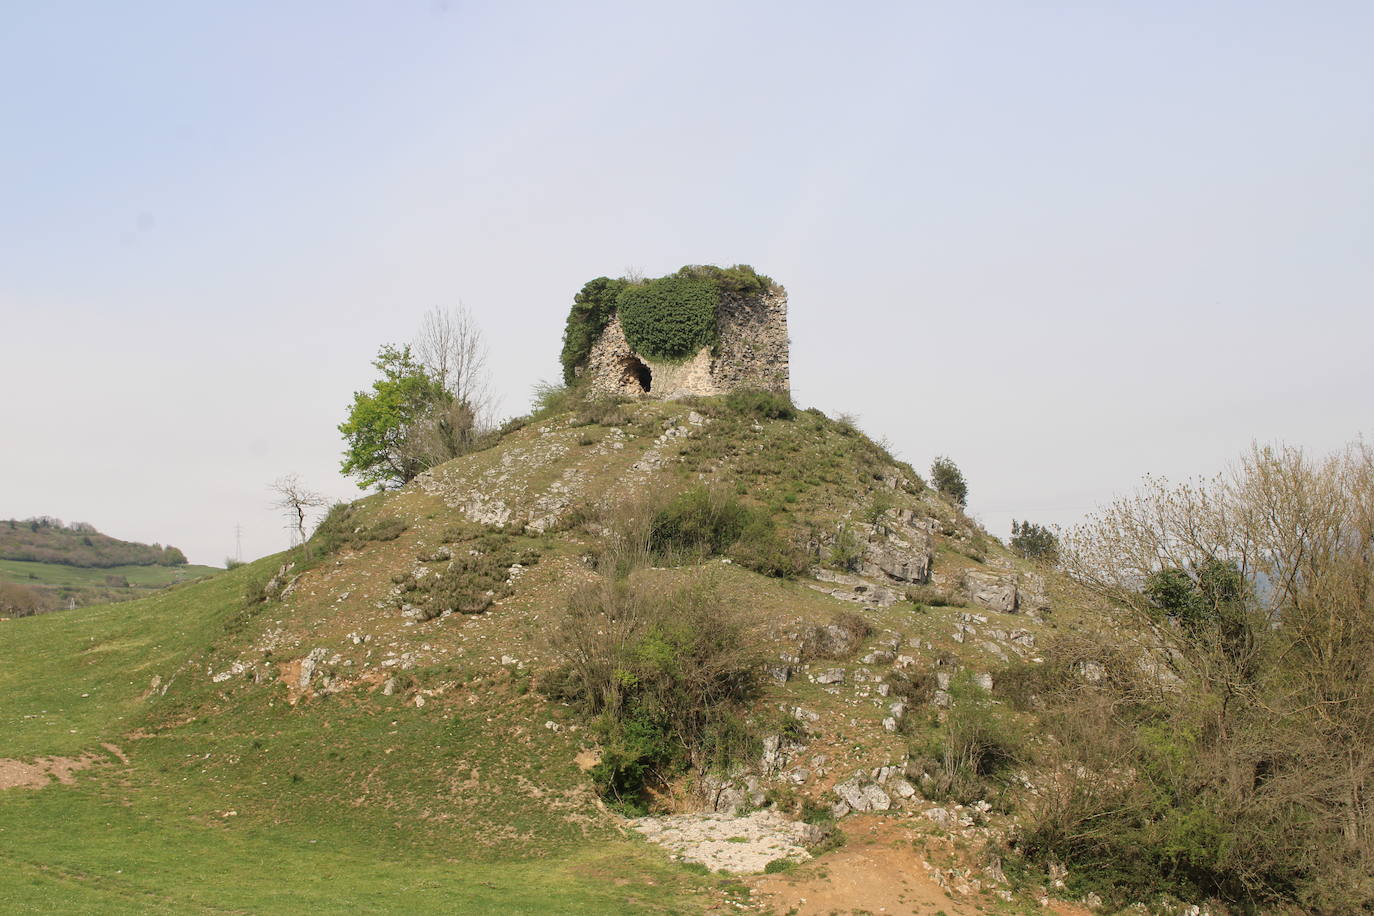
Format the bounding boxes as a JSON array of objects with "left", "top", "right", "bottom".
[
  {"left": 905, "top": 583, "right": 959, "bottom": 608},
  {"left": 798, "top": 611, "right": 873, "bottom": 662},
  {"left": 0, "top": 581, "right": 54, "bottom": 618},
  {"left": 1019, "top": 442, "right": 1374, "bottom": 912}
]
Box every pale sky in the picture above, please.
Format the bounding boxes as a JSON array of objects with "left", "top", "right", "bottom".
[{"left": 3, "top": 1, "right": 1371, "bottom": 565}]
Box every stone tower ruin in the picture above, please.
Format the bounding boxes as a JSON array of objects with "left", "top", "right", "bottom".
[{"left": 563, "top": 266, "right": 789, "bottom": 400}]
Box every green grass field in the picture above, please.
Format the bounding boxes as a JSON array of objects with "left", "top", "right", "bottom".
[
  {"left": 0, "top": 558, "right": 719, "bottom": 914},
  {"left": 0, "top": 557, "right": 221, "bottom": 591}
]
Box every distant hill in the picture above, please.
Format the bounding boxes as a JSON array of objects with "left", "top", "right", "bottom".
[
  {"left": 0, "top": 517, "right": 187, "bottom": 568},
  {"left": 0, "top": 518, "right": 216, "bottom": 616}
]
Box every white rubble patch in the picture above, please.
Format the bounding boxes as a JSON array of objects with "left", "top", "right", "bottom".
[
  {"left": 630, "top": 809, "right": 816, "bottom": 874},
  {"left": 210, "top": 660, "right": 249, "bottom": 683}
]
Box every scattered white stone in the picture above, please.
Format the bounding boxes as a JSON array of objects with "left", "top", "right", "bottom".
[{"left": 630, "top": 810, "right": 816, "bottom": 874}]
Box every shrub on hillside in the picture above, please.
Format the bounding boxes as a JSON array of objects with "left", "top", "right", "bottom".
[
  {"left": 544, "top": 575, "right": 763, "bottom": 810},
  {"left": 242, "top": 574, "right": 270, "bottom": 607},
  {"left": 912, "top": 673, "right": 1023, "bottom": 805},
  {"left": 930, "top": 456, "right": 968, "bottom": 507},
  {"left": 798, "top": 611, "right": 873, "bottom": 662},
  {"left": 0, "top": 581, "right": 54, "bottom": 618},
  {"left": 723, "top": 388, "right": 795, "bottom": 421},
  {"left": 308, "top": 503, "right": 357, "bottom": 555},
  {"left": 300, "top": 505, "right": 410, "bottom": 574},
  {"left": 727, "top": 518, "right": 810, "bottom": 579},
  {"left": 827, "top": 523, "right": 864, "bottom": 573},
  {"left": 905, "top": 583, "right": 959, "bottom": 608},
  {"left": 650, "top": 487, "right": 754, "bottom": 558},
  {"left": 572, "top": 396, "right": 633, "bottom": 428},
  {"left": 643, "top": 485, "right": 807, "bottom": 578},
  {"left": 363, "top": 516, "right": 408, "bottom": 542},
  {"left": 421, "top": 553, "right": 506, "bottom": 618},
  {"left": 1009, "top": 520, "right": 1058, "bottom": 564}
]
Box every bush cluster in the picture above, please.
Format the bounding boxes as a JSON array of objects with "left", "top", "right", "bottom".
[
  {"left": 0, "top": 581, "right": 54, "bottom": 617},
  {"left": 1009, "top": 519, "right": 1058, "bottom": 564},
  {"left": 398, "top": 530, "right": 537, "bottom": 620},
  {"left": 722, "top": 388, "right": 795, "bottom": 420},
  {"left": 650, "top": 486, "right": 807, "bottom": 578},
  {"left": 543, "top": 576, "right": 762, "bottom": 811},
  {"left": 308, "top": 504, "right": 409, "bottom": 557}
]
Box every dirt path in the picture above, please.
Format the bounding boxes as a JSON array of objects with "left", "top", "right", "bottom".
[
  {"left": 753, "top": 833, "right": 979, "bottom": 916},
  {"left": 750, "top": 817, "right": 1093, "bottom": 916}
]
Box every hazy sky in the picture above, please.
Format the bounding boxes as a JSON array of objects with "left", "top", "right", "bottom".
[{"left": 3, "top": 2, "right": 1371, "bottom": 565}]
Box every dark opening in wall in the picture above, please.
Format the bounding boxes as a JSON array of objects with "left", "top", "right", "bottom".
[{"left": 625, "top": 357, "right": 652, "bottom": 393}]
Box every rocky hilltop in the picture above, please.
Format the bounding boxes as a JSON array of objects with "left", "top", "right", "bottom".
[{"left": 184, "top": 392, "right": 1107, "bottom": 913}]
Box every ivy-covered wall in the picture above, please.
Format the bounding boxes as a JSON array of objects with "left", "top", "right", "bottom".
[
  {"left": 559, "top": 265, "right": 775, "bottom": 384},
  {"left": 617, "top": 274, "right": 719, "bottom": 363}
]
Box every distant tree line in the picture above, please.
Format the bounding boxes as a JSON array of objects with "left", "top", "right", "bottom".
[{"left": 0, "top": 518, "right": 187, "bottom": 568}]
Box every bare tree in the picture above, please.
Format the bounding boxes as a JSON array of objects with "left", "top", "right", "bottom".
[
  {"left": 412, "top": 305, "right": 492, "bottom": 428},
  {"left": 270, "top": 474, "right": 329, "bottom": 547}
]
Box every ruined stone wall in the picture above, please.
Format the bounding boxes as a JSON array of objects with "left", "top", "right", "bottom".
[
  {"left": 713, "top": 287, "right": 789, "bottom": 394},
  {"left": 580, "top": 286, "right": 789, "bottom": 400}
]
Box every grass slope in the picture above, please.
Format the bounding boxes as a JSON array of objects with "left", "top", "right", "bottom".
[{"left": 0, "top": 558, "right": 717, "bottom": 914}]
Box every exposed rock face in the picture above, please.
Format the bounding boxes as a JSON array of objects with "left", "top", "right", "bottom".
[
  {"left": 859, "top": 509, "right": 936, "bottom": 584},
  {"left": 831, "top": 773, "right": 892, "bottom": 815},
  {"left": 962, "top": 569, "right": 1019, "bottom": 613},
  {"left": 960, "top": 568, "right": 1051, "bottom": 615},
  {"left": 701, "top": 773, "right": 767, "bottom": 814},
  {"left": 582, "top": 287, "right": 789, "bottom": 399}
]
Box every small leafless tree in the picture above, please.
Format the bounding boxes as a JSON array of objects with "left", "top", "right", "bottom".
[
  {"left": 270, "top": 474, "right": 329, "bottom": 547},
  {"left": 413, "top": 305, "right": 493, "bottom": 428}
]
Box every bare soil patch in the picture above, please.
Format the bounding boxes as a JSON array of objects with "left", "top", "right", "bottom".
[
  {"left": 751, "top": 817, "right": 1094, "bottom": 916},
  {"left": 0, "top": 754, "right": 102, "bottom": 790}
]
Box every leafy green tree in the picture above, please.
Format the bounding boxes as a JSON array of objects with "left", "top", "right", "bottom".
[
  {"left": 931, "top": 456, "right": 968, "bottom": 506},
  {"left": 338, "top": 345, "right": 447, "bottom": 489}
]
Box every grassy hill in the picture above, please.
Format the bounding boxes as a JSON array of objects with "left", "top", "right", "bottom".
[
  {"left": 6, "top": 392, "right": 1312, "bottom": 914},
  {"left": 0, "top": 520, "right": 216, "bottom": 615}
]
